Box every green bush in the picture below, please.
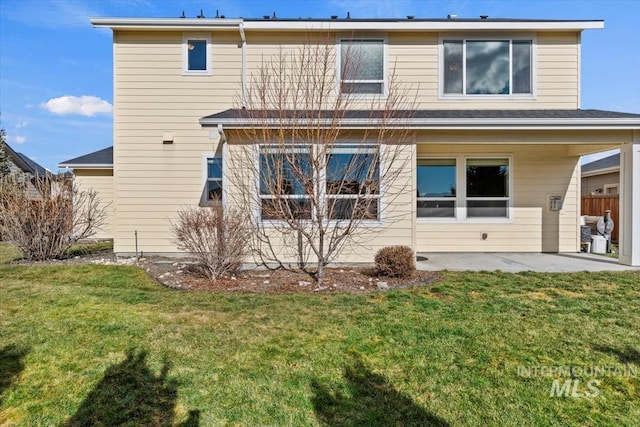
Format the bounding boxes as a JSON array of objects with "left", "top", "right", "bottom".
[{"left": 374, "top": 246, "right": 415, "bottom": 278}]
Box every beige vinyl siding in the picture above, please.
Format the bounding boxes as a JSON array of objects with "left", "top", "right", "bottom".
[
  {"left": 581, "top": 171, "right": 620, "bottom": 195},
  {"left": 242, "top": 31, "right": 580, "bottom": 110},
  {"left": 113, "top": 30, "right": 240, "bottom": 253},
  {"left": 391, "top": 31, "right": 580, "bottom": 109},
  {"left": 74, "top": 169, "right": 115, "bottom": 240},
  {"left": 110, "top": 28, "right": 589, "bottom": 258},
  {"left": 415, "top": 137, "right": 581, "bottom": 253},
  {"left": 223, "top": 138, "right": 415, "bottom": 264}
]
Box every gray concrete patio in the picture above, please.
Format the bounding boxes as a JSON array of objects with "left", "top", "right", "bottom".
[{"left": 416, "top": 252, "right": 640, "bottom": 273}]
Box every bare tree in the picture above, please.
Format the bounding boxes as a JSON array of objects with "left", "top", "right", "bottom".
[
  {"left": 226, "top": 34, "right": 416, "bottom": 284},
  {"left": 0, "top": 174, "right": 107, "bottom": 260}
]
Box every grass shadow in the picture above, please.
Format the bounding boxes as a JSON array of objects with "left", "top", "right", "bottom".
[
  {"left": 592, "top": 344, "right": 640, "bottom": 366},
  {"left": 63, "top": 349, "right": 199, "bottom": 426},
  {"left": 311, "top": 357, "right": 449, "bottom": 426},
  {"left": 0, "top": 344, "right": 29, "bottom": 405}
]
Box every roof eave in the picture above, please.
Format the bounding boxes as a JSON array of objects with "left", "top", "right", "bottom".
[
  {"left": 200, "top": 117, "right": 640, "bottom": 130},
  {"left": 90, "top": 17, "right": 603, "bottom": 32},
  {"left": 58, "top": 163, "right": 114, "bottom": 169},
  {"left": 243, "top": 20, "right": 604, "bottom": 32},
  {"left": 90, "top": 17, "right": 243, "bottom": 30},
  {"left": 582, "top": 166, "right": 620, "bottom": 177}
]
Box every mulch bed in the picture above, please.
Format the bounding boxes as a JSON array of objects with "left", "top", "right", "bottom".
[{"left": 145, "top": 260, "right": 441, "bottom": 293}]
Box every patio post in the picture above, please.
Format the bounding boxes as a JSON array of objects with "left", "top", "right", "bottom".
[{"left": 619, "top": 134, "right": 640, "bottom": 266}]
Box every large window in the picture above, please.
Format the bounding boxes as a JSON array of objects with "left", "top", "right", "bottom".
[
  {"left": 258, "top": 144, "right": 381, "bottom": 221},
  {"left": 340, "top": 39, "right": 385, "bottom": 95},
  {"left": 259, "top": 146, "right": 312, "bottom": 220},
  {"left": 417, "top": 159, "right": 457, "bottom": 218},
  {"left": 206, "top": 157, "right": 223, "bottom": 201},
  {"left": 183, "top": 35, "right": 211, "bottom": 75},
  {"left": 326, "top": 145, "right": 380, "bottom": 220},
  {"left": 443, "top": 39, "right": 532, "bottom": 96},
  {"left": 417, "top": 156, "right": 511, "bottom": 220}
]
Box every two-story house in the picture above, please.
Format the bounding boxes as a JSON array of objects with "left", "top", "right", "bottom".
[{"left": 61, "top": 15, "right": 640, "bottom": 266}]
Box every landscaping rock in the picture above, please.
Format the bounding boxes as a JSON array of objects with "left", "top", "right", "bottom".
[{"left": 377, "top": 281, "right": 389, "bottom": 290}]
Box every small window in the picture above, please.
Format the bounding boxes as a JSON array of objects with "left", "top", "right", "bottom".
[
  {"left": 466, "top": 158, "right": 509, "bottom": 218},
  {"left": 340, "top": 39, "right": 385, "bottom": 95},
  {"left": 206, "top": 158, "right": 223, "bottom": 201},
  {"left": 326, "top": 145, "right": 380, "bottom": 220},
  {"left": 443, "top": 39, "right": 532, "bottom": 96},
  {"left": 183, "top": 35, "right": 211, "bottom": 75},
  {"left": 417, "top": 159, "right": 457, "bottom": 218}
]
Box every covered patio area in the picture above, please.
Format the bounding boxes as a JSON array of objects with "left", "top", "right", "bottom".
[{"left": 416, "top": 252, "right": 640, "bottom": 273}]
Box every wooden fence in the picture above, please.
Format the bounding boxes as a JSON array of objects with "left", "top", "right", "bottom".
[{"left": 581, "top": 195, "right": 619, "bottom": 243}]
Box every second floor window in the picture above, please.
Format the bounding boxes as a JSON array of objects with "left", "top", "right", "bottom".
[
  {"left": 443, "top": 39, "right": 532, "bottom": 96},
  {"left": 183, "top": 35, "right": 211, "bottom": 75},
  {"left": 340, "top": 39, "right": 385, "bottom": 95}
]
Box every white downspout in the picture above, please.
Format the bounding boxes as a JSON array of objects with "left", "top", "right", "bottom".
[{"left": 239, "top": 23, "right": 246, "bottom": 107}]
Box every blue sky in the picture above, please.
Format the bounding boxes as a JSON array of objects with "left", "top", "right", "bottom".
[{"left": 1, "top": 0, "right": 639, "bottom": 170}]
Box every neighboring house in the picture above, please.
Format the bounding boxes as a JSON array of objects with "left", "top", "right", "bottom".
[
  {"left": 59, "top": 147, "right": 114, "bottom": 240},
  {"left": 76, "top": 15, "right": 640, "bottom": 266},
  {"left": 2, "top": 142, "right": 53, "bottom": 199},
  {"left": 581, "top": 153, "right": 620, "bottom": 196}
]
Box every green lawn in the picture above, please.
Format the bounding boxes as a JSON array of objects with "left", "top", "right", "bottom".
[
  {"left": 0, "top": 242, "right": 22, "bottom": 264},
  {"left": 1, "top": 265, "right": 639, "bottom": 426}
]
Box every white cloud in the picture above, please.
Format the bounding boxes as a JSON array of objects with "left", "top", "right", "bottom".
[
  {"left": 10, "top": 135, "right": 27, "bottom": 145},
  {"left": 42, "top": 95, "right": 113, "bottom": 117},
  {"left": 15, "top": 120, "right": 28, "bottom": 129}
]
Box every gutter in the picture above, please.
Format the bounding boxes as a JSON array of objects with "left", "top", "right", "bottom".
[
  {"left": 581, "top": 166, "right": 620, "bottom": 177},
  {"left": 57, "top": 163, "right": 114, "bottom": 169},
  {"left": 90, "top": 17, "right": 243, "bottom": 30},
  {"left": 89, "top": 17, "right": 603, "bottom": 32},
  {"left": 199, "top": 117, "right": 640, "bottom": 130}
]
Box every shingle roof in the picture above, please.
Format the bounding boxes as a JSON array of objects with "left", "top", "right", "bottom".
[
  {"left": 16, "top": 152, "right": 48, "bottom": 176},
  {"left": 582, "top": 153, "right": 620, "bottom": 174},
  {"left": 2, "top": 142, "right": 49, "bottom": 176},
  {"left": 58, "top": 146, "right": 113, "bottom": 168},
  {"left": 202, "top": 109, "right": 640, "bottom": 121}
]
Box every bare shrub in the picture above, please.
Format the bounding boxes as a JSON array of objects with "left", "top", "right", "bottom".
[
  {"left": 171, "top": 205, "right": 250, "bottom": 282},
  {"left": 0, "top": 174, "right": 107, "bottom": 260},
  {"left": 375, "top": 246, "right": 416, "bottom": 278}
]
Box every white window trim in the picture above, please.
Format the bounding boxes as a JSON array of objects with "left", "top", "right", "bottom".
[
  {"left": 416, "top": 157, "right": 458, "bottom": 222},
  {"left": 325, "top": 143, "right": 383, "bottom": 225},
  {"left": 182, "top": 33, "right": 212, "bottom": 75},
  {"left": 257, "top": 140, "right": 386, "bottom": 228},
  {"left": 257, "top": 144, "right": 313, "bottom": 225},
  {"left": 437, "top": 35, "right": 537, "bottom": 100},
  {"left": 417, "top": 154, "right": 514, "bottom": 223},
  {"left": 200, "top": 151, "right": 225, "bottom": 207},
  {"left": 336, "top": 36, "right": 388, "bottom": 99},
  {"left": 603, "top": 183, "right": 619, "bottom": 195}
]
